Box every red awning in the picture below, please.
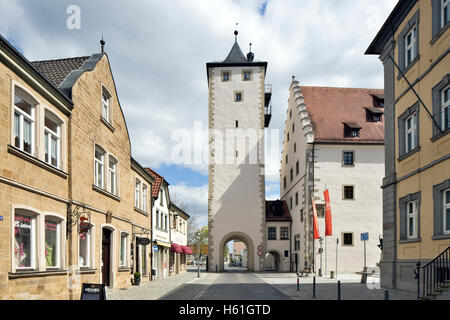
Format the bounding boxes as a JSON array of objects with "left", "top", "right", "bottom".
[
  {"left": 171, "top": 243, "right": 183, "bottom": 253},
  {"left": 182, "top": 245, "right": 193, "bottom": 255}
]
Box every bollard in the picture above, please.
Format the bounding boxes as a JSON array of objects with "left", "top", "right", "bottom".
[
  {"left": 216, "top": 265, "right": 218, "bottom": 273},
  {"left": 337, "top": 281, "right": 341, "bottom": 300},
  {"left": 297, "top": 273, "right": 300, "bottom": 291},
  {"left": 313, "top": 276, "right": 316, "bottom": 298},
  {"left": 384, "top": 290, "right": 389, "bottom": 300}
]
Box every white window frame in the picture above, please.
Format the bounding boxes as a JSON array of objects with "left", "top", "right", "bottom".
[
  {"left": 94, "top": 145, "right": 105, "bottom": 189},
  {"left": 109, "top": 156, "right": 118, "bottom": 195},
  {"left": 405, "top": 26, "right": 417, "bottom": 68},
  {"left": 79, "top": 229, "right": 91, "bottom": 268},
  {"left": 135, "top": 179, "right": 141, "bottom": 209},
  {"left": 13, "top": 210, "right": 37, "bottom": 271},
  {"left": 119, "top": 232, "right": 129, "bottom": 268},
  {"left": 407, "top": 201, "right": 418, "bottom": 239},
  {"left": 442, "top": 0, "right": 449, "bottom": 28},
  {"left": 142, "top": 184, "right": 148, "bottom": 213},
  {"left": 405, "top": 113, "right": 417, "bottom": 153},
  {"left": 44, "top": 111, "right": 61, "bottom": 169},
  {"left": 13, "top": 92, "right": 36, "bottom": 156},
  {"left": 442, "top": 85, "right": 449, "bottom": 130},
  {"left": 101, "top": 86, "right": 112, "bottom": 123},
  {"left": 444, "top": 188, "right": 450, "bottom": 234}
]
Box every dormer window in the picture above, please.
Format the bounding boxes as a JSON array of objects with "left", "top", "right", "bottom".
[
  {"left": 365, "top": 107, "right": 384, "bottom": 122},
  {"left": 344, "top": 123, "right": 361, "bottom": 138}
]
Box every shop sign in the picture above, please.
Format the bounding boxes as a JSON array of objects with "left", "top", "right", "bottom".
[
  {"left": 80, "top": 283, "right": 106, "bottom": 300},
  {"left": 137, "top": 238, "right": 151, "bottom": 246},
  {"left": 153, "top": 246, "right": 159, "bottom": 252},
  {"left": 79, "top": 213, "right": 92, "bottom": 234}
]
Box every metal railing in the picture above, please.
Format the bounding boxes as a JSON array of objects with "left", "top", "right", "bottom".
[{"left": 415, "top": 246, "right": 450, "bottom": 300}]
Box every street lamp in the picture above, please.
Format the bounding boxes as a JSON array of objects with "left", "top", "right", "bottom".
[{"left": 319, "top": 237, "right": 323, "bottom": 277}]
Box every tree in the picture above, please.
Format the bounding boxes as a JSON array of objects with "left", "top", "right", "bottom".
[
  {"left": 191, "top": 226, "right": 208, "bottom": 256},
  {"left": 187, "top": 216, "right": 199, "bottom": 246}
]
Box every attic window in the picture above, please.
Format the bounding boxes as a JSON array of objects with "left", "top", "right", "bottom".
[
  {"left": 344, "top": 123, "right": 361, "bottom": 138},
  {"left": 365, "top": 107, "right": 384, "bottom": 122}
]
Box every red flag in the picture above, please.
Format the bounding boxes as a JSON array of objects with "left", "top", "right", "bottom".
[
  {"left": 324, "top": 189, "right": 333, "bottom": 236},
  {"left": 312, "top": 197, "right": 320, "bottom": 239}
]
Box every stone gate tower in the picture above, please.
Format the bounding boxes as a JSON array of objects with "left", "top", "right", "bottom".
[{"left": 207, "top": 31, "right": 272, "bottom": 272}]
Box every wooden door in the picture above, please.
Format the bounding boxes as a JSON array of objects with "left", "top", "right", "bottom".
[{"left": 102, "top": 229, "right": 111, "bottom": 286}]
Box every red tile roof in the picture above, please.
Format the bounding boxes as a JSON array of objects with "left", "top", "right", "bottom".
[
  {"left": 300, "top": 86, "right": 385, "bottom": 144},
  {"left": 144, "top": 167, "right": 164, "bottom": 198},
  {"left": 266, "top": 200, "right": 292, "bottom": 221}
]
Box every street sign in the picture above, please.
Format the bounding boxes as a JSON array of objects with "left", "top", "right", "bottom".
[
  {"left": 153, "top": 246, "right": 158, "bottom": 252},
  {"left": 257, "top": 245, "right": 263, "bottom": 251},
  {"left": 361, "top": 233, "right": 369, "bottom": 241},
  {"left": 257, "top": 250, "right": 263, "bottom": 257}
]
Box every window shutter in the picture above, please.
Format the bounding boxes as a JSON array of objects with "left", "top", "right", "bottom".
[
  {"left": 398, "top": 116, "right": 405, "bottom": 156},
  {"left": 398, "top": 33, "right": 405, "bottom": 71}
]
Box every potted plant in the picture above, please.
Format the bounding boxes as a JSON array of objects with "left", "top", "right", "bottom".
[{"left": 133, "top": 272, "right": 141, "bottom": 286}]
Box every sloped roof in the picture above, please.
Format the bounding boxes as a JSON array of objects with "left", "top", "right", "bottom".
[
  {"left": 300, "top": 86, "right": 385, "bottom": 144},
  {"left": 31, "top": 56, "right": 90, "bottom": 87},
  {"left": 266, "top": 200, "right": 292, "bottom": 222},
  {"left": 144, "top": 167, "right": 164, "bottom": 199},
  {"left": 223, "top": 41, "right": 248, "bottom": 63}
]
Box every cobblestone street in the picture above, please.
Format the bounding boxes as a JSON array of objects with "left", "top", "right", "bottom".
[
  {"left": 106, "top": 268, "right": 448, "bottom": 300},
  {"left": 106, "top": 267, "right": 219, "bottom": 300}
]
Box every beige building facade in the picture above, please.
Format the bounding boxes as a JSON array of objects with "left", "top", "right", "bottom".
[{"left": 0, "top": 35, "right": 156, "bottom": 299}]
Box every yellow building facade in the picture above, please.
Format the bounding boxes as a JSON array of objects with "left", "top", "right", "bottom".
[{"left": 367, "top": 0, "right": 449, "bottom": 292}]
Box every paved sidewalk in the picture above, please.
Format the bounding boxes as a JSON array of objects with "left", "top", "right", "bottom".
[
  {"left": 107, "top": 267, "right": 212, "bottom": 300},
  {"left": 254, "top": 272, "right": 419, "bottom": 300}
]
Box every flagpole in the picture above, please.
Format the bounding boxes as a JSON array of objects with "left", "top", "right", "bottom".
[{"left": 325, "top": 236, "right": 327, "bottom": 278}]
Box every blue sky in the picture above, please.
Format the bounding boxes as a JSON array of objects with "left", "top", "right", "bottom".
[{"left": 0, "top": 0, "right": 397, "bottom": 228}]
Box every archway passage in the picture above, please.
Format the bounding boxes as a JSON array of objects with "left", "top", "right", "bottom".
[
  {"left": 218, "top": 232, "right": 255, "bottom": 272},
  {"left": 224, "top": 240, "right": 248, "bottom": 272},
  {"left": 264, "top": 251, "right": 281, "bottom": 271}
]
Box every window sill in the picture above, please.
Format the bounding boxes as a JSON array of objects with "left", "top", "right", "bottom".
[
  {"left": 398, "top": 146, "right": 421, "bottom": 162},
  {"left": 79, "top": 268, "right": 97, "bottom": 274},
  {"left": 9, "top": 269, "right": 68, "bottom": 279},
  {"left": 397, "top": 55, "right": 420, "bottom": 81},
  {"left": 399, "top": 238, "right": 421, "bottom": 244},
  {"left": 430, "top": 23, "right": 450, "bottom": 45},
  {"left": 155, "top": 227, "right": 169, "bottom": 233},
  {"left": 7, "top": 145, "right": 68, "bottom": 179},
  {"left": 101, "top": 117, "right": 115, "bottom": 132},
  {"left": 342, "top": 164, "right": 355, "bottom": 168},
  {"left": 431, "top": 128, "right": 450, "bottom": 142},
  {"left": 432, "top": 234, "right": 450, "bottom": 240},
  {"left": 118, "top": 267, "right": 131, "bottom": 272},
  {"left": 92, "top": 185, "right": 121, "bottom": 202},
  {"left": 134, "top": 207, "right": 149, "bottom": 217}
]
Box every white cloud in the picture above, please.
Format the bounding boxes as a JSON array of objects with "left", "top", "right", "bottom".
[
  {"left": 169, "top": 183, "right": 209, "bottom": 227},
  {"left": 0, "top": 0, "right": 397, "bottom": 206}
]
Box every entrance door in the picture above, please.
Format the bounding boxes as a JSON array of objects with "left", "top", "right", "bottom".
[
  {"left": 102, "top": 229, "right": 112, "bottom": 286},
  {"left": 135, "top": 238, "right": 140, "bottom": 274}
]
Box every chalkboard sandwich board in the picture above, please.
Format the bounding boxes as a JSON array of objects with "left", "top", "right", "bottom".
[{"left": 80, "top": 283, "right": 106, "bottom": 300}]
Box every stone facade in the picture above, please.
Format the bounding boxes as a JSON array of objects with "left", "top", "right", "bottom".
[
  {"left": 0, "top": 36, "right": 156, "bottom": 299},
  {"left": 207, "top": 37, "right": 268, "bottom": 272}
]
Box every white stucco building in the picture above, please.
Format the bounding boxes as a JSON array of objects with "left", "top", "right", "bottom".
[
  {"left": 169, "top": 203, "right": 190, "bottom": 275},
  {"left": 207, "top": 31, "right": 272, "bottom": 272},
  {"left": 146, "top": 168, "right": 171, "bottom": 278},
  {"left": 281, "top": 79, "right": 385, "bottom": 276}
]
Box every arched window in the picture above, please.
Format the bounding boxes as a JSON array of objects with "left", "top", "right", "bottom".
[{"left": 13, "top": 87, "right": 37, "bottom": 155}]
